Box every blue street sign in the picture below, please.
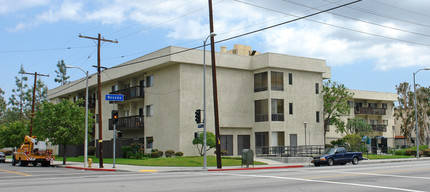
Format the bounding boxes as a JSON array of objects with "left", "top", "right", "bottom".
[{"left": 105, "top": 94, "right": 124, "bottom": 101}]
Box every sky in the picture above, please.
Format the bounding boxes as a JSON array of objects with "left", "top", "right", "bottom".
[{"left": 1, "top": 0, "right": 430, "bottom": 101}]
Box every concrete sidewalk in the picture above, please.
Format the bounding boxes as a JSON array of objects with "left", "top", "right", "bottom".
[{"left": 54, "top": 156, "right": 430, "bottom": 172}]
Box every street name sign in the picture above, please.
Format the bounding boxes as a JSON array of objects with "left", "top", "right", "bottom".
[{"left": 105, "top": 94, "right": 124, "bottom": 101}]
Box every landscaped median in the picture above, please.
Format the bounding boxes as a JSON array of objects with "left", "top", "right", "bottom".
[{"left": 56, "top": 156, "right": 267, "bottom": 167}]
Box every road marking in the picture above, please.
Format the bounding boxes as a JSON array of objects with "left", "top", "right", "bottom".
[
  {"left": 218, "top": 173, "right": 426, "bottom": 192},
  {"left": 310, "top": 168, "right": 430, "bottom": 180},
  {"left": 139, "top": 169, "right": 158, "bottom": 172},
  {"left": 0, "top": 169, "right": 31, "bottom": 176}
]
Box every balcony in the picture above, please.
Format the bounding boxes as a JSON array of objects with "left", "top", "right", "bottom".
[
  {"left": 77, "top": 97, "right": 96, "bottom": 109},
  {"left": 354, "top": 107, "right": 386, "bottom": 115},
  {"left": 110, "top": 86, "right": 144, "bottom": 101},
  {"left": 109, "top": 115, "right": 144, "bottom": 131},
  {"left": 372, "top": 124, "right": 387, "bottom": 132}
]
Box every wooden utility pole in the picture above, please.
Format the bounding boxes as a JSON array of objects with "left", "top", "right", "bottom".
[
  {"left": 208, "top": 0, "right": 222, "bottom": 169},
  {"left": 79, "top": 33, "right": 118, "bottom": 168},
  {"left": 22, "top": 72, "right": 49, "bottom": 136}
]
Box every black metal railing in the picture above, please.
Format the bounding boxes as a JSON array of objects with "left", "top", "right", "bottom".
[
  {"left": 256, "top": 145, "right": 325, "bottom": 157},
  {"left": 109, "top": 115, "right": 144, "bottom": 130},
  {"left": 110, "top": 86, "right": 144, "bottom": 101},
  {"left": 355, "top": 107, "right": 386, "bottom": 115},
  {"left": 371, "top": 124, "right": 387, "bottom": 132}
]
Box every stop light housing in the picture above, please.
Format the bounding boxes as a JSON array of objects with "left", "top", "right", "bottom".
[
  {"left": 194, "top": 109, "right": 201, "bottom": 124},
  {"left": 117, "top": 131, "right": 123, "bottom": 138},
  {"left": 112, "top": 110, "right": 118, "bottom": 124}
]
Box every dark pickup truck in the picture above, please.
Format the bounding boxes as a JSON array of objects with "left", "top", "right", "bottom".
[{"left": 311, "top": 147, "right": 363, "bottom": 166}]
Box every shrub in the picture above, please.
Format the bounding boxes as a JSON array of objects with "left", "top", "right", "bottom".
[
  {"left": 151, "top": 151, "right": 164, "bottom": 158},
  {"left": 88, "top": 146, "right": 96, "bottom": 156},
  {"left": 165, "top": 150, "right": 175, "bottom": 157},
  {"left": 175, "top": 151, "right": 184, "bottom": 157},
  {"left": 405, "top": 149, "right": 423, "bottom": 156},
  {"left": 157, "top": 150, "right": 164, "bottom": 157},
  {"left": 423, "top": 149, "right": 430, "bottom": 157},
  {"left": 221, "top": 150, "right": 228, "bottom": 156}
]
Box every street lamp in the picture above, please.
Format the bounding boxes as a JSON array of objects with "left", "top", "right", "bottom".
[
  {"left": 203, "top": 32, "right": 216, "bottom": 170},
  {"left": 413, "top": 68, "right": 430, "bottom": 159},
  {"left": 66, "top": 65, "right": 89, "bottom": 167}
]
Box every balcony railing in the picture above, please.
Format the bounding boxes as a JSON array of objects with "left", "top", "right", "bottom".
[
  {"left": 110, "top": 86, "right": 144, "bottom": 101},
  {"left": 77, "top": 97, "right": 96, "bottom": 109},
  {"left": 372, "top": 124, "right": 387, "bottom": 132},
  {"left": 109, "top": 115, "right": 144, "bottom": 131},
  {"left": 355, "top": 107, "right": 386, "bottom": 115}
]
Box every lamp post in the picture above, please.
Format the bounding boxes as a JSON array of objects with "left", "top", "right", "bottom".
[
  {"left": 66, "top": 65, "right": 89, "bottom": 167},
  {"left": 203, "top": 32, "right": 217, "bottom": 170},
  {"left": 413, "top": 68, "right": 430, "bottom": 159}
]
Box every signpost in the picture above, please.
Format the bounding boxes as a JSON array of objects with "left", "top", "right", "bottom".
[{"left": 106, "top": 94, "right": 123, "bottom": 168}]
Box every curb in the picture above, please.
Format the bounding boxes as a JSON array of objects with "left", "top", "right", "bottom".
[
  {"left": 64, "top": 166, "right": 116, "bottom": 171},
  {"left": 208, "top": 165, "right": 304, "bottom": 171}
]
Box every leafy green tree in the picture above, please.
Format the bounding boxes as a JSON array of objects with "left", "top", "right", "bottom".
[
  {"left": 415, "top": 86, "right": 430, "bottom": 146},
  {"left": 0, "top": 88, "right": 6, "bottom": 122},
  {"left": 322, "top": 80, "right": 354, "bottom": 142},
  {"left": 0, "top": 120, "right": 29, "bottom": 148},
  {"left": 344, "top": 118, "right": 373, "bottom": 137},
  {"left": 394, "top": 82, "right": 417, "bottom": 145},
  {"left": 192, "top": 132, "right": 216, "bottom": 156},
  {"left": 54, "top": 60, "right": 70, "bottom": 85},
  {"left": 33, "top": 99, "right": 94, "bottom": 165}
]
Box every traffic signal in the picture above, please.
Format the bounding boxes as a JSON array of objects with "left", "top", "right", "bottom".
[
  {"left": 117, "top": 131, "right": 123, "bottom": 138},
  {"left": 194, "top": 109, "right": 201, "bottom": 124},
  {"left": 112, "top": 110, "right": 118, "bottom": 124}
]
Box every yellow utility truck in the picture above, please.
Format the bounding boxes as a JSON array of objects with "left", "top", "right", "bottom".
[{"left": 12, "top": 135, "right": 55, "bottom": 167}]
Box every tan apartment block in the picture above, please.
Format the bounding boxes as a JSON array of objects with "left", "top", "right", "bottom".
[
  {"left": 325, "top": 89, "right": 398, "bottom": 148},
  {"left": 48, "top": 44, "right": 330, "bottom": 157}
]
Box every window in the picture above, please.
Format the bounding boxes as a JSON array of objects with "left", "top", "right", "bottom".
[
  {"left": 271, "top": 71, "right": 283, "bottom": 91},
  {"left": 255, "top": 99, "right": 268, "bottom": 122},
  {"left": 316, "top": 111, "right": 320, "bottom": 123},
  {"left": 271, "top": 99, "right": 284, "bottom": 121},
  {"left": 315, "top": 83, "right": 319, "bottom": 94},
  {"left": 382, "top": 120, "right": 388, "bottom": 125},
  {"left": 368, "top": 103, "right": 377, "bottom": 108},
  {"left": 288, "top": 73, "right": 293, "bottom": 85},
  {"left": 124, "top": 110, "right": 129, "bottom": 117},
  {"left": 347, "top": 101, "right": 354, "bottom": 108},
  {"left": 146, "top": 137, "right": 153, "bottom": 148},
  {"left": 382, "top": 103, "right": 388, "bottom": 109},
  {"left": 146, "top": 75, "right": 153, "bottom": 87},
  {"left": 146, "top": 104, "right": 153, "bottom": 117},
  {"left": 112, "top": 85, "right": 118, "bottom": 92},
  {"left": 289, "top": 103, "right": 293, "bottom": 115},
  {"left": 254, "top": 72, "right": 268, "bottom": 92}
]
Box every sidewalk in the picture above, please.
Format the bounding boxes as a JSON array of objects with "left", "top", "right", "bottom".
[{"left": 54, "top": 157, "right": 430, "bottom": 172}]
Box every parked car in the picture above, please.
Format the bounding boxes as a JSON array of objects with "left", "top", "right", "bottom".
[
  {"left": 0, "top": 152, "right": 6, "bottom": 163},
  {"left": 311, "top": 147, "right": 363, "bottom": 166}
]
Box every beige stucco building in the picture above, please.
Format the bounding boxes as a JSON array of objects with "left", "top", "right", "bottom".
[
  {"left": 325, "top": 89, "right": 398, "bottom": 148},
  {"left": 48, "top": 44, "right": 331, "bottom": 156}
]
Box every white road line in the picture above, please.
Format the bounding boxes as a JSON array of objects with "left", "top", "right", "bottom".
[
  {"left": 313, "top": 170, "right": 430, "bottom": 180},
  {"left": 218, "top": 173, "right": 426, "bottom": 192}
]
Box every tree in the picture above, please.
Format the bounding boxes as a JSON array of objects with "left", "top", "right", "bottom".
[
  {"left": 0, "top": 88, "right": 6, "bottom": 122},
  {"left": 394, "top": 82, "right": 416, "bottom": 145},
  {"left": 33, "top": 99, "right": 94, "bottom": 165},
  {"left": 322, "top": 80, "right": 354, "bottom": 143},
  {"left": 344, "top": 118, "right": 373, "bottom": 137},
  {"left": 54, "top": 60, "right": 70, "bottom": 85},
  {"left": 415, "top": 86, "right": 430, "bottom": 146},
  {"left": 8, "top": 65, "right": 29, "bottom": 119},
  {"left": 0, "top": 120, "right": 29, "bottom": 148},
  {"left": 192, "top": 132, "right": 216, "bottom": 156}
]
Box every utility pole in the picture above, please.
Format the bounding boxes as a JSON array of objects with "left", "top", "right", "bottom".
[
  {"left": 21, "top": 72, "right": 49, "bottom": 136},
  {"left": 79, "top": 33, "right": 118, "bottom": 168},
  {"left": 208, "top": 0, "right": 222, "bottom": 169}
]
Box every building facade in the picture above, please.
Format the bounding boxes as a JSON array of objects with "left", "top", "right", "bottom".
[
  {"left": 48, "top": 44, "right": 331, "bottom": 156},
  {"left": 325, "top": 89, "right": 398, "bottom": 148}
]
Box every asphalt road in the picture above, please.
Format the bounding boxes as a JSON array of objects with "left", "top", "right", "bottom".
[{"left": 1, "top": 161, "right": 430, "bottom": 192}]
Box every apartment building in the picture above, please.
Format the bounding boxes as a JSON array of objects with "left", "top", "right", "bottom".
[
  {"left": 48, "top": 44, "right": 331, "bottom": 157},
  {"left": 325, "top": 89, "right": 398, "bottom": 148}
]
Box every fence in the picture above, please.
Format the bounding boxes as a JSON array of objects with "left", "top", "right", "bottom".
[{"left": 256, "top": 145, "right": 325, "bottom": 157}]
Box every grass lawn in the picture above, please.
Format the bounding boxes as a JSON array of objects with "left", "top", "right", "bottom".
[
  {"left": 363, "top": 154, "right": 414, "bottom": 159},
  {"left": 56, "top": 156, "right": 267, "bottom": 167}
]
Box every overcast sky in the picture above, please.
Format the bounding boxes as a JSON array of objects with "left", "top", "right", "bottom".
[{"left": 1, "top": 0, "right": 430, "bottom": 100}]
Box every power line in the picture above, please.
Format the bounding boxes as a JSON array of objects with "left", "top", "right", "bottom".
[
  {"left": 109, "top": 0, "right": 362, "bottom": 70},
  {"left": 0, "top": 45, "right": 95, "bottom": 54}
]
